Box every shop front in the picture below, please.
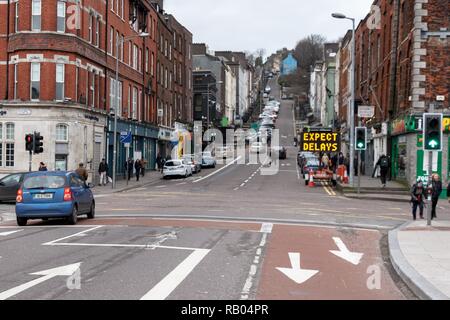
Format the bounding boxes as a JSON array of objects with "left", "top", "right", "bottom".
[
  {"left": 390, "top": 115, "right": 450, "bottom": 191},
  {"left": 106, "top": 118, "right": 159, "bottom": 177}
]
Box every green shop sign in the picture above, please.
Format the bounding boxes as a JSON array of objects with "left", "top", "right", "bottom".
[{"left": 391, "top": 115, "right": 450, "bottom": 136}]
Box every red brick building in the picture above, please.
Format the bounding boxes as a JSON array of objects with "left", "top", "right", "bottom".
[
  {"left": 0, "top": 0, "right": 164, "bottom": 181},
  {"left": 336, "top": 0, "right": 449, "bottom": 185}
]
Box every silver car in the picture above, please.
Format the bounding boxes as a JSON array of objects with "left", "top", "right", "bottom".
[
  {"left": 201, "top": 152, "right": 217, "bottom": 168},
  {"left": 163, "top": 160, "right": 192, "bottom": 179},
  {"left": 182, "top": 154, "right": 202, "bottom": 174}
]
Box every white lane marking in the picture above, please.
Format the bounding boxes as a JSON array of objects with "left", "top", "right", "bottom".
[
  {"left": 329, "top": 237, "right": 364, "bottom": 265},
  {"left": 241, "top": 233, "right": 268, "bottom": 300},
  {"left": 46, "top": 242, "right": 202, "bottom": 251},
  {"left": 43, "top": 226, "right": 103, "bottom": 245},
  {"left": 176, "top": 182, "right": 187, "bottom": 186},
  {"left": 233, "top": 187, "right": 239, "bottom": 191},
  {"left": 240, "top": 183, "right": 245, "bottom": 187},
  {"left": 0, "top": 263, "right": 81, "bottom": 300},
  {"left": 245, "top": 180, "right": 249, "bottom": 183},
  {"left": 140, "top": 249, "right": 210, "bottom": 300},
  {"left": 259, "top": 223, "right": 273, "bottom": 234},
  {"left": 276, "top": 253, "right": 319, "bottom": 284},
  {"left": 155, "top": 185, "right": 167, "bottom": 188},
  {"left": 193, "top": 156, "right": 242, "bottom": 183},
  {"left": 0, "top": 229, "right": 23, "bottom": 236}
]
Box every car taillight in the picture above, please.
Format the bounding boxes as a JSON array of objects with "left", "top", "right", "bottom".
[
  {"left": 63, "top": 188, "right": 73, "bottom": 201},
  {"left": 16, "top": 189, "right": 23, "bottom": 203}
]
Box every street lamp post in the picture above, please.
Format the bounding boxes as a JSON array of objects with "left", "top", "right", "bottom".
[
  {"left": 112, "top": 32, "right": 149, "bottom": 189},
  {"left": 332, "top": 13, "right": 356, "bottom": 187}
]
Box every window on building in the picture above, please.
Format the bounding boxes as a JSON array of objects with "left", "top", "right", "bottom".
[
  {"left": 165, "top": 39, "right": 168, "bottom": 57},
  {"left": 110, "top": 78, "right": 116, "bottom": 113},
  {"left": 179, "top": 62, "right": 182, "bottom": 84},
  {"left": 32, "top": 0, "right": 41, "bottom": 31},
  {"left": 128, "top": 41, "right": 132, "bottom": 65},
  {"left": 4, "top": 123, "right": 15, "bottom": 168},
  {"left": 116, "top": 31, "right": 120, "bottom": 59},
  {"left": 57, "top": 1, "right": 66, "bottom": 33},
  {"left": 116, "top": 0, "right": 119, "bottom": 14},
  {"left": 139, "top": 89, "right": 142, "bottom": 121},
  {"left": 174, "top": 62, "right": 177, "bottom": 83},
  {"left": 110, "top": 27, "right": 114, "bottom": 54},
  {"left": 13, "top": 64, "right": 18, "bottom": 100},
  {"left": 89, "top": 14, "right": 94, "bottom": 43},
  {"left": 118, "top": 81, "right": 123, "bottom": 116},
  {"left": 56, "top": 124, "right": 68, "bottom": 142},
  {"left": 120, "top": 35, "right": 124, "bottom": 61},
  {"left": 30, "top": 63, "right": 40, "bottom": 100},
  {"left": 111, "top": 0, "right": 114, "bottom": 12},
  {"left": 15, "top": 2, "right": 19, "bottom": 33},
  {"left": 96, "top": 18, "right": 100, "bottom": 46},
  {"left": 132, "top": 87, "right": 137, "bottom": 119},
  {"left": 120, "top": 0, "right": 124, "bottom": 18},
  {"left": 169, "top": 72, "right": 172, "bottom": 90},
  {"left": 90, "top": 72, "right": 95, "bottom": 108},
  {"left": 169, "top": 44, "right": 172, "bottom": 61},
  {"left": 56, "top": 64, "right": 65, "bottom": 101},
  {"left": 133, "top": 44, "right": 138, "bottom": 69},
  {"left": 139, "top": 48, "right": 142, "bottom": 72},
  {"left": 128, "top": 85, "right": 131, "bottom": 116},
  {"left": 165, "top": 68, "right": 168, "bottom": 88}
]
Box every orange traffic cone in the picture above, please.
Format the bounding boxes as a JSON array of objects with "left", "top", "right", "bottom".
[
  {"left": 343, "top": 169, "right": 349, "bottom": 184},
  {"left": 308, "top": 169, "right": 315, "bottom": 187}
]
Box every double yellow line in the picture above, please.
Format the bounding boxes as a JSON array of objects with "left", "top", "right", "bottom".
[{"left": 321, "top": 182, "right": 336, "bottom": 196}]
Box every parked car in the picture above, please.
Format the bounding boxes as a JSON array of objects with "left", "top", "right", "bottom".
[
  {"left": 215, "top": 146, "right": 234, "bottom": 159},
  {"left": 0, "top": 172, "right": 27, "bottom": 203},
  {"left": 163, "top": 160, "right": 192, "bottom": 179},
  {"left": 271, "top": 146, "right": 287, "bottom": 160},
  {"left": 250, "top": 142, "right": 266, "bottom": 154},
  {"left": 182, "top": 154, "right": 202, "bottom": 174},
  {"left": 15, "top": 171, "right": 95, "bottom": 226},
  {"left": 201, "top": 152, "right": 217, "bottom": 168}
]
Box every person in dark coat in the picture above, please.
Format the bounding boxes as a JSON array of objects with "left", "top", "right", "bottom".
[
  {"left": 338, "top": 152, "right": 345, "bottom": 166},
  {"left": 125, "top": 158, "right": 134, "bottom": 181},
  {"left": 156, "top": 153, "right": 163, "bottom": 173},
  {"left": 410, "top": 181, "right": 427, "bottom": 220},
  {"left": 98, "top": 159, "right": 109, "bottom": 186},
  {"left": 134, "top": 159, "right": 142, "bottom": 181},
  {"left": 373, "top": 155, "right": 390, "bottom": 188},
  {"left": 39, "top": 162, "right": 48, "bottom": 171},
  {"left": 430, "top": 174, "right": 443, "bottom": 220}
]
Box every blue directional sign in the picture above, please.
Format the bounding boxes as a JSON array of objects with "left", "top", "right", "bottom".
[{"left": 120, "top": 131, "right": 132, "bottom": 144}]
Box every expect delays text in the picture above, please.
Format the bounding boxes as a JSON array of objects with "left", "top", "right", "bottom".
[{"left": 302, "top": 132, "right": 339, "bottom": 152}]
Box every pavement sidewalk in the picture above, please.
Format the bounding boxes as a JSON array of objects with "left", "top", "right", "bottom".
[
  {"left": 337, "top": 175, "right": 411, "bottom": 202},
  {"left": 389, "top": 220, "right": 450, "bottom": 300},
  {"left": 91, "top": 170, "right": 163, "bottom": 195}
]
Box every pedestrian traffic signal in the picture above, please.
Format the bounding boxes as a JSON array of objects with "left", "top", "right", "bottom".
[
  {"left": 423, "top": 113, "right": 442, "bottom": 151},
  {"left": 25, "top": 134, "right": 34, "bottom": 152},
  {"left": 355, "top": 127, "right": 367, "bottom": 151},
  {"left": 33, "top": 132, "right": 44, "bottom": 154}
]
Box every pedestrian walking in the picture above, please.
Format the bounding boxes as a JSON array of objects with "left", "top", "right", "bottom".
[
  {"left": 98, "top": 159, "right": 109, "bottom": 186},
  {"left": 135, "top": 159, "right": 142, "bottom": 181},
  {"left": 141, "top": 158, "right": 147, "bottom": 177},
  {"left": 430, "top": 174, "right": 442, "bottom": 220},
  {"left": 410, "top": 181, "right": 427, "bottom": 220},
  {"left": 39, "top": 162, "right": 48, "bottom": 171},
  {"left": 156, "top": 153, "right": 162, "bottom": 172},
  {"left": 75, "top": 163, "right": 88, "bottom": 182},
  {"left": 126, "top": 158, "right": 134, "bottom": 181},
  {"left": 373, "top": 154, "right": 390, "bottom": 188},
  {"left": 321, "top": 153, "right": 329, "bottom": 170},
  {"left": 338, "top": 152, "right": 345, "bottom": 166},
  {"left": 293, "top": 137, "right": 298, "bottom": 147}
]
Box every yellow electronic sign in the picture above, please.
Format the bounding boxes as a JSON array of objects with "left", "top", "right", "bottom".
[{"left": 301, "top": 132, "right": 340, "bottom": 152}]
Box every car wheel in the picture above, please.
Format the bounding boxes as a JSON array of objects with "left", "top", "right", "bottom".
[
  {"left": 87, "top": 202, "right": 95, "bottom": 219},
  {"left": 67, "top": 206, "right": 78, "bottom": 225},
  {"left": 17, "top": 217, "right": 28, "bottom": 226}
]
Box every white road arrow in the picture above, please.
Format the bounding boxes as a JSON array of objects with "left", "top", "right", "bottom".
[
  {"left": 0, "top": 229, "right": 23, "bottom": 236},
  {"left": 0, "top": 262, "right": 81, "bottom": 300},
  {"left": 330, "top": 237, "right": 363, "bottom": 265},
  {"left": 276, "top": 253, "right": 319, "bottom": 284}
]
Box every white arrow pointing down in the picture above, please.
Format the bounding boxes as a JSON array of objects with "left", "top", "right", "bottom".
[
  {"left": 0, "top": 263, "right": 81, "bottom": 300},
  {"left": 330, "top": 237, "right": 363, "bottom": 265},
  {"left": 276, "top": 253, "right": 319, "bottom": 284}
]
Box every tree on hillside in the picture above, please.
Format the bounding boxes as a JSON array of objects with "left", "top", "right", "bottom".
[{"left": 293, "top": 34, "right": 326, "bottom": 70}]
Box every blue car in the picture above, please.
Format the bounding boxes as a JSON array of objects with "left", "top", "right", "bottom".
[{"left": 15, "top": 171, "right": 95, "bottom": 226}]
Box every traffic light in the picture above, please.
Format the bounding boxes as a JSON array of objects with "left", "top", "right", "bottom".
[
  {"left": 33, "top": 132, "right": 44, "bottom": 154},
  {"left": 355, "top": 127, "right": 367, "bottom": 151},
  {"left": 423, "top": 113, "right": 442, "bottom": 151},
  {"left": 25, "top": 134, "right": 34, "bottom": 152}
]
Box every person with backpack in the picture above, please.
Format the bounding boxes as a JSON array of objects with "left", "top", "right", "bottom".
[
  {"left": 430, "top": 174, "right": 442, "bottom": 220},
  {"left": 410, "top": 181, "right": 427, "bottom": 220},
  {"left": 373, "top": 154, "right": 390, "bottom": 188}
]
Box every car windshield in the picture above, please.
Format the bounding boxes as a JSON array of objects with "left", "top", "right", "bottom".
[
  {"left": 23, "top": 175, "right": 66, "bottom": 189},
  {"left": 165, "top": 161, "right": 182, "bottom": 167}
]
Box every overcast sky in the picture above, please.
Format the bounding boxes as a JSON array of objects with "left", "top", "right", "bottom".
[{"left": 164, "top": 0, "right": 374, "bottom": 56}]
